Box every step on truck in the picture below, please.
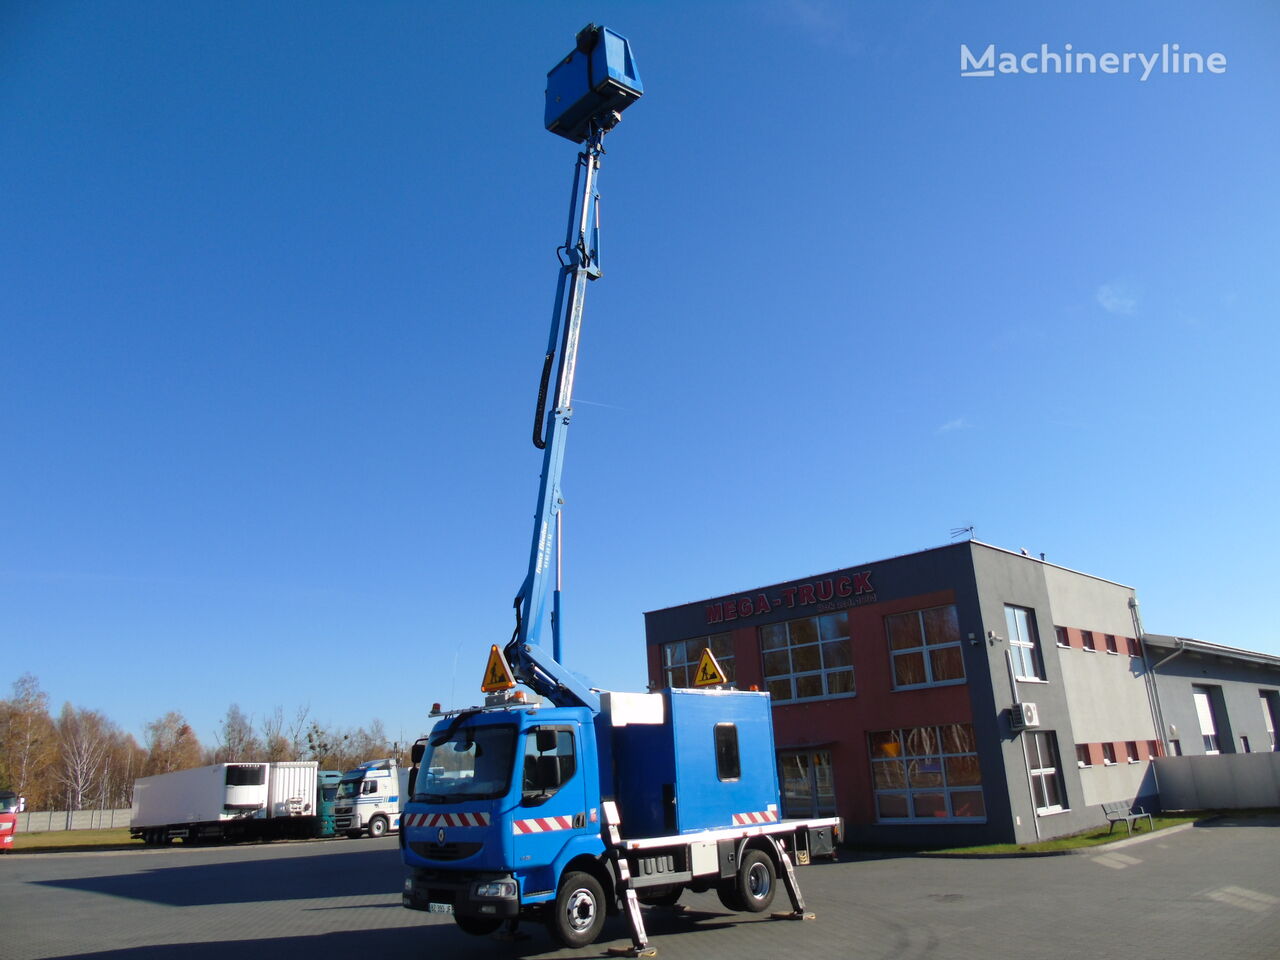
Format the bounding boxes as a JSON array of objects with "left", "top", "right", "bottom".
[
  {"left": 334, "top": 759, "right": 410, "bottom": 838},
  {"left": 399, "top": 25, "right": 840, "bottom": 954}
]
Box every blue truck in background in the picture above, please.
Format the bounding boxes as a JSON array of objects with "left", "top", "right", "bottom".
[{"left": 399, "top": 25, "right": 840, "bottom": 953}]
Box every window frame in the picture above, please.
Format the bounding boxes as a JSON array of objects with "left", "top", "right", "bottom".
[
  {"left": 1005, "top": 606, "right": 1047, "bottom": 681},
  {"left": 886, "top": 604, "right": 966, "bottom": 691},
  {"left": 759, "top": 611, "right": 855, "bottom": 704},
  {"left": 869, "top": 723, "right": 986, "bottom": 823},
  {"left": 1027, "top": 731, "right": 1068, "bottom": 815}
]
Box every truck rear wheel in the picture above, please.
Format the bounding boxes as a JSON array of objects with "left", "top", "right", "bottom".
[
  {"left": 548, "top": 870, "right": 606, "bottom": 947},
  {"left": 368, "top": 816, "right": 388, "bottom": 838},
  {"left": 735, "top": 849, "right": 776, "bottom": 913}
]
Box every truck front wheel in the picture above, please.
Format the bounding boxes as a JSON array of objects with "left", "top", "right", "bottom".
[
  {"left": 548, "top": 871, "right": 606, "bottom": 947},
  {"left": 368, "top": 816, "right": 388, "bottom": 838}
]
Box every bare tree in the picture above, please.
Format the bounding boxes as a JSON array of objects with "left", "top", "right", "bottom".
[
  {"left": 54, "top": 704, "right": 113, "bottom": 812},
  {"left": 212, "top": 704, "right": 261, "bottom": 762},
  {"left": 260, "top": 706, "right": 292, "bottom": 762}
]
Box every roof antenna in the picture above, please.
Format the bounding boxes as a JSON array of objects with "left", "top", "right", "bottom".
[{"left": 950, "top": 526, "right": 975, "bottom": 541}]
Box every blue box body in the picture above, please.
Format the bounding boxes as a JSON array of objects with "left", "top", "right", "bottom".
[
  {"left": 545, "top": 26, "right": 643, "bottom": 142},
  {"left": 611, "top": 689, "right": 780, "bottom": 838}
]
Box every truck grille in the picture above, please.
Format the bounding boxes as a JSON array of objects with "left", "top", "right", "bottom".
[{"left": 410, "top": 841, "right": 482, "bottom": 862}]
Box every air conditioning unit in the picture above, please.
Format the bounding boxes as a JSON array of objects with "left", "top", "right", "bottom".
[{"left": 1010, "top": 701, "right": 1040, "bottom": 730}]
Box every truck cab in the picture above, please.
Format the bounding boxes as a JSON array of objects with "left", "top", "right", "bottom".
[
  {"left": 402, "top": 703, "right": 607, "bottom": 933},
  {"left": 334, "top": 759, "right": 409, "bottom": 838}
]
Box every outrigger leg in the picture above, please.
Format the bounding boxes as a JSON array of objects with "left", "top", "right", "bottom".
[{"left": 766, "top": 834, "right": 817, "bottom": 921}]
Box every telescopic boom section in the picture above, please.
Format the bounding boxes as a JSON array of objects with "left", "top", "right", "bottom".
[{"left": 504, "top": 25, "right": 643, "bottom": 712}]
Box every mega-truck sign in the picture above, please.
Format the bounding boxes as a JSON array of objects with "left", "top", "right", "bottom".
[{"left": 705, "top": 570, "right": 876, "bottom": 625}]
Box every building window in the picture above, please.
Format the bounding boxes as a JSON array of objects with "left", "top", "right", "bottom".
[
  {"left": 1241, "top": 736, "right": 1252, "bottom": 754},
  {"left": 1260, "top": 691, "right": 1279, "bottom": 750},
  {"left": 1081, "top": 630, "right": 1097, "bottom": 651},
  {"left": 1193, "top": 685, "right": 1221, "bottom": 755},
  {"left": 1102, "top": 742, "right": 1117, "bottom": 765},
  {"left": 1055, "top": 627, "right": 1069, "bottom": 648},
  {"left": 1127, "top": 636, "right": 1142, "bottom": 658},
  {"left": 1005, "top": 606, "right": 1046, "bottom": 681},
  {"left": 1027, "top": 731, "right": 1067, "bottom": 815},
  {"left": 759, "top": 612, "right": 853, "bottom": 703},
  {"left": 869, "top": 723, "right": 985, "bottom": 822},
  {"left": 1105, "top": 634, "right": 1119, "bottom": 654},
  {"left": 1076, "top": 745, "right": 1091, "bottom": 768},
  {"left": 778, "top": 749, "right": 836, "bottom": 819},
  {"left": 662, "top": 633, "right": 734, "bottom": 688},
  {"left": 1125, "top": 741, "right": 1139, "bottom": 763},
  {"left": 886, "top": 605, "right": 965, "bottom": 690},
  {"left": 1169, "top": 739, "right": 1182, "bottom": 756}
]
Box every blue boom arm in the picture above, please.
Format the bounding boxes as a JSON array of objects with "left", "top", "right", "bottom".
[{"left": 503, "top": 25, "right": 642, "bottom": 713}]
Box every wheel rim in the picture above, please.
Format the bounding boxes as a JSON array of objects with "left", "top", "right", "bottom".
[
  {"left": 746, "top": 861, "right": 772, "bottom": 900},
  {"left": 564, "top": 887, "right": 597, "bottom": 932}
]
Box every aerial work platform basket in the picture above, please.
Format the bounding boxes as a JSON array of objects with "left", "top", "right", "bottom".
[{"left": 545, "top": 23, "right": 643, "bottom": 142}]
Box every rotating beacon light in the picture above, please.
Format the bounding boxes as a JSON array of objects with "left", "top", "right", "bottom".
[{"left": 544, "top": 24, "right": 643, "bottom": 142}]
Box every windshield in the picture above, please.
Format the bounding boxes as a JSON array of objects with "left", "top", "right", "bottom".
[
  {"left": 336, "top": 778, "right": 361, "bottom": 800},
  {"left": 415, "top": 723, "right": 516, "bottom": 802}
]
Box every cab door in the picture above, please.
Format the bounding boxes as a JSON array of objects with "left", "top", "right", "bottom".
[{"left": 511, "top": 724, "right": 588, "bottom": 873}]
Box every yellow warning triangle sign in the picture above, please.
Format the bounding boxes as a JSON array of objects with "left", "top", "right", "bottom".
[
  {"left": 692, "top": 647, "right": 727, "bottom": 687},
  {"left": 481, "top": 645, "right": 516, "bottom": 693}
]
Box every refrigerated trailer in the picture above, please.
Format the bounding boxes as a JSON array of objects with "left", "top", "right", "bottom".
[{"left": 131, "top": 761, "right": 324, "bottom": 845}]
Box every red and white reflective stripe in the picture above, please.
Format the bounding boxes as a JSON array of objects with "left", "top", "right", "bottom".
[
  {"left": 732, "top": 810, "right": 779, "bottom": 825},
  {"left": 513, "top": 815, "right": 576, "bottom": 835},
  {"left": 404, "top": 812, "right": 491, "bottom": 828}
]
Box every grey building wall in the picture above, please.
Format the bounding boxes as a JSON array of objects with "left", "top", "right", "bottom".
[{"left": 1148, "top": 637, "right": 1280, "bottom": 757}]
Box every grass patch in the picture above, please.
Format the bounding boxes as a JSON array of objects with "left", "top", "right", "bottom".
[
  {"left": 930, "top": 815, "right": 1201, "bottom": 855},
  {"left": 10, "top": 827, "right": 137, "bottom": 854}
]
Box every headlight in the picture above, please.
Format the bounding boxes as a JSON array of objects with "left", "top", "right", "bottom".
[
  {"left": 403, "top": 878, "right": 414, "bottom": 893},
  {"left": 473, "top": 880, "right": 518, "bottom": 899}
]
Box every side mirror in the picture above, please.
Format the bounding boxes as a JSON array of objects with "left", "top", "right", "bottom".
[
  {"left": 536, "top": 728, "right": 559, "bottom": 753},
  {"left": 410, "top": 740, "right": 426, "bottom": 764}
]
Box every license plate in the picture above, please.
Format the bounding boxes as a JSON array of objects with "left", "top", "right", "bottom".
[{"left": 427, "top": 903, "right": 453, "bottom": 915}]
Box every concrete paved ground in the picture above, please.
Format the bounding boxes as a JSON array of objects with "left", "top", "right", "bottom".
[{"left": 2, "top": 817, "right": 1277, "bottom": 959}]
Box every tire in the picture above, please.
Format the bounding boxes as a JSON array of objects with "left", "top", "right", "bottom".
[
  {"left": 735, "top": 849, "right": 776, "bottom": 913},
  {"left": 454, "top": 914, "right": 502, "bottom": 936},
  {"left": 548, "top": 870, "right": 607, "bottom": 948},
  {"left": 346, "top": 830, "right": 362, "bottom": 839},
  {"left": 368, "top": 816, "right": 388, "bottom": 839},
  {"left": 715, "top": 883, "right": 745, "bottom": 911}
]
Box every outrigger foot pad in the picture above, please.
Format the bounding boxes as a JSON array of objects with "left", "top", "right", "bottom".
[
  {"left": 770, "top": 910, "right": 816, "bottom": 921},
  {"left": 606, "top": 947, "right": 658, "bottom": 958}
]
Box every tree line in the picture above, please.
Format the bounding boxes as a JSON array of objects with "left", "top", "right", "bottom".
[{"left": 0, "top": 674, "right": 407, "bottom": 811}]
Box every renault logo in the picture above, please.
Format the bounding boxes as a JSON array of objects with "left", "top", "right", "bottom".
[{"left": 437, "top": 827, "right": 446, "bottom": 844}]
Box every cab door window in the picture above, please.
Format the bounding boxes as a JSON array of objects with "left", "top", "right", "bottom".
[{"left": 521, "top": 725, "right": 576, "bottom": 806}]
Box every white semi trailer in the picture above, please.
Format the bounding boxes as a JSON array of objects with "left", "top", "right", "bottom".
[{"left": 130, "top": 761, "right": 322, "bottom": 845}]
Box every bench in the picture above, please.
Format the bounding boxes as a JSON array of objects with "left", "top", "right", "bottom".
[{"left": 1102, "top": 800, "right": 1154, "bottom": 835}]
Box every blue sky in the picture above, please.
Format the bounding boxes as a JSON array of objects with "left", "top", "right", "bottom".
[{"left": 4, "top": 1, "right": 1277, "bottom": 750}]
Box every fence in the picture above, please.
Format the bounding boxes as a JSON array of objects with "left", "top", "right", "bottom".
[
  {"left": 17, "top": 808, "right": 133, "bottom": 832},
  {"left": 1153, "top": 753, "right": 1280, "bottom": 811}
]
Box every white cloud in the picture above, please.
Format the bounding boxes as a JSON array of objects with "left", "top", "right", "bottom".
[
  {"left": 937, "top": 417, "right": 971, "bottom": 434},
  {"left": 1096, "top": 281, "right": 1139, "bottom": 315}
]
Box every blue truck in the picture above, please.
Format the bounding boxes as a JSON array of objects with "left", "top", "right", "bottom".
[{"left": 399, "top": 25, "right": 840, "bottom": 953}]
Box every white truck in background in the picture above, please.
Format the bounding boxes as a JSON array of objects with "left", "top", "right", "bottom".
[
  {"left": 131, "top": 761, "right": 323, "bottom": 845},
  {"left": 333, "top": 758, "right": 410, "bottom": 838}
]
